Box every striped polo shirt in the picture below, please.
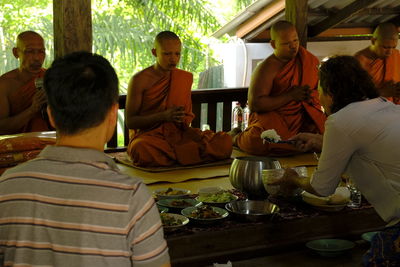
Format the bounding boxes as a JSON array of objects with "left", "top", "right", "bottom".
[{"left": 0, "top": 145, "right": 169, "bottom": 266}]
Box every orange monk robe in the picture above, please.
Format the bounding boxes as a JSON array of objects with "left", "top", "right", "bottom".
[
  {"left": 236, "top": 46, "right": 326, "bottom": 156},
  {"left": 127, "top": 68, "right": 232, "bottom": 167},
  {"left": 355, "top": 49, "right": 400, "bottom": 104},
  {"left": 8, "top": 68, "right": 50, "bottom": 133}
]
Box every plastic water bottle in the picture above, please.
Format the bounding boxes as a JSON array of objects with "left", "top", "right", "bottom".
[
  {"left": 231, "top": 102, "right": 243, "bottom": 130},
  {"left": 243, "top": 103, "right": 250, "bottom": 130},
  {"left": 347, "top": 185, "right": 362, "bottom": 208}
]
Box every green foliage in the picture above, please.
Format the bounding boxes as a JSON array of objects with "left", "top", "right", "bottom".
[{"left": 0, "top": 0, "right": 256, "bottom": 92}]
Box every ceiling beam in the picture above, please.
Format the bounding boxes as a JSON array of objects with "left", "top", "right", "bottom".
[
  {"left": 236, "top": 0, "right": 285, "bottom": 38},
  {"left": 308, "top": 7, "right": 400, "bottom": 17},
  {"left": 308, "top": 0, "right": 376, "bottom": 37}
]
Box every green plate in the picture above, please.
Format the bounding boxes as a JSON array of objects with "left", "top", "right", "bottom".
[
  {"left": 361, "top": 231, "right": 380, "bottom": 243},
  {"left": 157, "top": 198, "right": 202, "bottom": 209},
  {"left": 306, "top": 239, "right": 355, "bottom": 257},
  {"left": 157, "top": 205, "right": 168, "bottom": 213}
]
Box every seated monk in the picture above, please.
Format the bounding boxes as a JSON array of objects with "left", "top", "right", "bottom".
[
  {"left": 232, "top": 21, "right": 326, "bottom": 156},
  {"left": 125, "top": 31, "right": 232, "bottom": 167},
  {"left": 354, "top": 22, "right": 400, "bottom": 104},
  {"left": 0, "top": 31, "right": 50, "bottom": 134}
]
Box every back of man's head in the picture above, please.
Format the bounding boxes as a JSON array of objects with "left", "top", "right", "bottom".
[
  {"left": 44, "top": 51, "right": 119, "bottom": 135},
  {"left": 270, "top": 21, "right": 295, "bottom": 41}
]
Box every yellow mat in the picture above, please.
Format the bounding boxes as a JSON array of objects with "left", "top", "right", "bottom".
[{"left": 116, "top": 149, "right": 318, "bottom": 185}]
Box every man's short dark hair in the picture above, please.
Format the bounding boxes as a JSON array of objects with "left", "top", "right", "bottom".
[
  {"left": 44, "top": 51, "right": 119, "bottom": 135},
  {"left": 319, "top": 55, "right": 379, "bottom": 113}
]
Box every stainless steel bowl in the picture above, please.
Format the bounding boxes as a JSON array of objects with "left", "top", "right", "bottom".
[
  {"left": 225, "top": 200, "right": 279, "bottom": 222},
  {"left": 229, "top": 156, "right": 281, "bottom": 198}
]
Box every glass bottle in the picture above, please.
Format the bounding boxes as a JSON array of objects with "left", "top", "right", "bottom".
[{"left": 231, "top": 102, "right": 243, "bottom": 130}]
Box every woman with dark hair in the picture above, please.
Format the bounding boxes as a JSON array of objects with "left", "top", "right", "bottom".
[{"left": 272, "top": 55, "right": 400, "bottom": 266}]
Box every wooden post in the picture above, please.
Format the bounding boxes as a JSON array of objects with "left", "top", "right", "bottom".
[
  {"left": 285, "top": 0, "right": 308, "bottom": 48},
  {"left": 53, "top": 0, "right": 92, "bottom": 58}
]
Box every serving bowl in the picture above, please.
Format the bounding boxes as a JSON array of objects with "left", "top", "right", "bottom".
[
  {"left": 225, "top": 200, "right": 279, "bottom": 222},
  {"left": 153, "top": 187, "right": 191, "bottom": 199},
  {"left": 229, "top": 156, "right": 281, "bottom": 198}
]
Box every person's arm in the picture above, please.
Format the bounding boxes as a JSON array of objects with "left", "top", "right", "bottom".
[
  {"left": 124, "top": 74, "right": 185, "bottom": 130},
  {"left": 248, "top": 57, "right": 311, "bottom": 113},
  {"left": 0, "top": 85, "right": 46, "bottom": 134}
]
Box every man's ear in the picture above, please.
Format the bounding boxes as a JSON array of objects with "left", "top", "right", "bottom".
[
  {"left": 270, "top": 40, "right": 276, "bottom": 49},
  {"left": 151, "top": 48, "right": 157, "bottom": 57},
  {"left": 371, "top": 37, "right": 376, "bottom": 46},
  {"left": 12, "top": 47, "right": 19, "bottom": 59},
  {"left": 46, "top": 106, "right": 57, "bottom": 129}
]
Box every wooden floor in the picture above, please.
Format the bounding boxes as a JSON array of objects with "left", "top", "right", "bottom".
[{"left": 207, "top": 240, "right": 369, "bottom": 267}]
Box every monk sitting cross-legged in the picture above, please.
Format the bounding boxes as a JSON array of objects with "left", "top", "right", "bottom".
[
  {"left": 354, "top": 22, "right": 400, "bottom": 104},
  {"left": 125, "top": 31, "right": 232, "bottom": 167},
  {"left": 0, "top": 31, "right": 50, "bottom": 134},
  {"left": 232, "top": 21, "right": 326, "bottom": 156}
]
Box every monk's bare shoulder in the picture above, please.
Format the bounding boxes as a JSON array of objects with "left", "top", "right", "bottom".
[
  {"left": 256, "top": 55, "right": 283, "bottom": 76},
  {"left": 129, "top": 66, "right": 161, "bottom": 93},
  {"left": 0, "top": 69, "right": 20, "bottom": 96}
]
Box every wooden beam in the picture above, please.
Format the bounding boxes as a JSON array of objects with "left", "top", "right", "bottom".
[
  {"left": 285, "top": 0, "right": 308, "bottom": 47},
  {"left": 236, "top": 0, "right": 285, "bottom": 38},
  {"left": 53, "top": 0, "right": 92, "bottom": 58},
  {"left": 308, "top": 0, "right": 376, "bottom": 37}
]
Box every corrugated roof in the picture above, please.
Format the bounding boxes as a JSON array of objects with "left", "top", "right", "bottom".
[{"left": 212, "top": 0, "right": 400, "bottom": 41}]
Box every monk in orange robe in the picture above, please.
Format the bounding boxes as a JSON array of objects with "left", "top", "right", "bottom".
[
  {"left": 354, "top": 22, "right": 400, "bottom": 104},
  {"left": 232, "top": 21, "right": 326, "bottom": 156},
  {"left": 126, "top": 31, "right": 232, "bottom": 167},
  {"left": 0, "top": 31, "right": 49, "bottom": 134}
]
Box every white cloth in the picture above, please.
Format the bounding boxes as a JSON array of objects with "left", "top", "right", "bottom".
[{"left": 311, "top": 98, "right": 400, "bottom": 225}]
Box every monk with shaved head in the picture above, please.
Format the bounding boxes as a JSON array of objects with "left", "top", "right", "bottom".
[
  {"left": 232, "top": 21, "right": 326, "bottom": 156},
  {"left": 355, "top": 22, "right": 400, "bottom": 103},
  {"left": 0, "top": 31, "right": 49, "bottom": 134},
  {"left": 125, "top": 31, "right": 232, "bottom": 167}
]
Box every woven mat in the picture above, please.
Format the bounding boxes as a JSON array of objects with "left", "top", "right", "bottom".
[{"left": 112, "top": 152, "right": 233, "bottom": 172}]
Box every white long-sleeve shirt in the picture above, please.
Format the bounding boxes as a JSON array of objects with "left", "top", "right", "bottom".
[{"left": 311, "top": 98, "right": 400, "bottom": 226}]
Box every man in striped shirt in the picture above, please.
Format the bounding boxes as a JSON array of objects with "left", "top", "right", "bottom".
[{"left": 0, "top": 52, "right": 170, "bottom": 266}]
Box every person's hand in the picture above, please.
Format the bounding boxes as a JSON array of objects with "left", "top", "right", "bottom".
[
  {"left": 164, "top": 106, "right": 185, "bottom": 123},
  {"left": 30, "top": 89, "right": 47, "bottom": 114},
  {"left": 268, "top": 168, "right": 299, "bottom": 197},
  {"left": 289, "top": 85, "right": 311, "bottom": 102},
  {"left": 289, "top": 132, "right": 323, "bottom": 152}
]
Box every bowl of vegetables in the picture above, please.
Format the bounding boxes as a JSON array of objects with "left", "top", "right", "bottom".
[{"left": 195, "top": 190, "right": 238, "bottom": 208}]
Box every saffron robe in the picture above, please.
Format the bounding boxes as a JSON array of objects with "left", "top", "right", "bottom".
[
  {"left": 236, "top": 47, "right": 326, "bottom": 156},
  {"left": 8, "top": 69, "right": 49, "bottom": 133},
  {"left": 355, "top": 49, "right": 400, "bottom": 104},
  {"left": 127, "top": 69, "right": 232, "bottom": 167}
]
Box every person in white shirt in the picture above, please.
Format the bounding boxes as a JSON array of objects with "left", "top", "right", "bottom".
[{"left": 273, "top": 55, "right": 400, "bottom": 266}]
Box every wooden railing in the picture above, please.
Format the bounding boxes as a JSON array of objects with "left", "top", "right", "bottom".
[{"left": 106, "top": 87, "right": 248, "bottom": 149}]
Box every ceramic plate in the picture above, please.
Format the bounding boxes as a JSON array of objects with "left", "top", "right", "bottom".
[
  {"left": 157, "top": 205, "right": 169, "bottom": 213},
  {"left": 153, "top": 188, "right": 191, "bottom": 199},
  {"left": 181, "top": 205, "right": 229, "bottom": 224},
  {"left": 306, "top": 239, "right": 355, "bottom": 257},
  {"left": 361, "top": 231, "right": 380, "bottom": 243},
  {"left": 195, "top": 192, "right": 238, "bottom": 208},
  {"left": 157, "top": 198, "right": 202, "bottom": 209},
  {"left": 160, "top": 213, "right": 189, "bottom": 228}
]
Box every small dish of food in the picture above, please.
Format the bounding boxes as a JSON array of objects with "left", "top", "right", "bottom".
[
  {"left": 181, "top": 205, "right": 228, "bottom": 224},
  {"left": 157, "top": 205, "right": 169, "bottom": 213},
  {"left": 157, "top": 198, "right": 202, "bottom": 210},
  {"left": 195, "top": 191, "right": 238, "bottom": 208},
  {"left": 302, "top": 187, "right": 350, "bottom": 212},
  {"left": 154, "top": 187, "right": 191, "bottom": 199},
  {"left": 160, "top": 213, "right": 189, "bottom": 228}
]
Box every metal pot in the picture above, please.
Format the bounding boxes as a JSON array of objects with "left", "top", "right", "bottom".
[{"left": 229, "top": 156, "right": 281, "bottom": 199}]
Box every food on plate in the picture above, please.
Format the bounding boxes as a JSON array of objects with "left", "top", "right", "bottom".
[
  {"left": 260, "top": 129, "right": 281, "bottom": 143},
  {"left": 302, "top": 186, "right": 350, "bottom": 206},
  {"left": 328, "top": 194, "right": 349, "bottom": 205},
  {"left": 170, "top": 199, "right": 193, "bottom": 207},
  {"left": 157, "top": 187, "right": 187, "bottom": 196},
  {"left": 197, "top": 191, "right": 236, "bottom": 203},
  {"left": 160, "top": 213, "right": 184, "bottom": 227},
  {"left": 190, "top": 205, "right": 222, "bottom": 219}
]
